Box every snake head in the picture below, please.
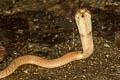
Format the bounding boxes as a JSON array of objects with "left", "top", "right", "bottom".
[{"left": 75, "top": 9, "right": 92, "bottom": 36}]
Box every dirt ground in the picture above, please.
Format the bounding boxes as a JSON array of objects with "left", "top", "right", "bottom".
[{"left": 0, "top": 0, "right": 120, "bottom": 80}]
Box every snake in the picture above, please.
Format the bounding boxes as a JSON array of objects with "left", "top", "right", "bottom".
[{"left": 0, "top": 9, "right": 94, "bottom": 79}]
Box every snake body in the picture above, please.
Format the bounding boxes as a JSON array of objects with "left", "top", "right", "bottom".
[
  {"left": 0, "top": 9, "right": 94, "bottom": 79},
  {"left": 0, "top": 52, "right": 83, "bottom": 78}
]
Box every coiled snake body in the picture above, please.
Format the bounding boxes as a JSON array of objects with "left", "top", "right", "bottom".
[{"left": 0, "top": 9, "right": 94, "bottom": 79}]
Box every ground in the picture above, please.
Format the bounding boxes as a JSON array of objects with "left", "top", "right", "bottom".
[{"left": 0, "top": 0, "right": 120, "bottom": 80}]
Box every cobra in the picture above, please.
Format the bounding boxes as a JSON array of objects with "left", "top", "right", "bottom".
[{"left": 0, "top": 9, "right": 94, "bottom": 79}]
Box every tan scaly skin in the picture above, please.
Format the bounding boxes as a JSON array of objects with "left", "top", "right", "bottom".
[{"left": 0, "top": 9, "right": 94, "bottom": 79}]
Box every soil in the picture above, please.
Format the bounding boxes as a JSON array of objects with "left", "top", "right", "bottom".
[{"left": 0, "top": 0, "right": 120, "bottom": 80}]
